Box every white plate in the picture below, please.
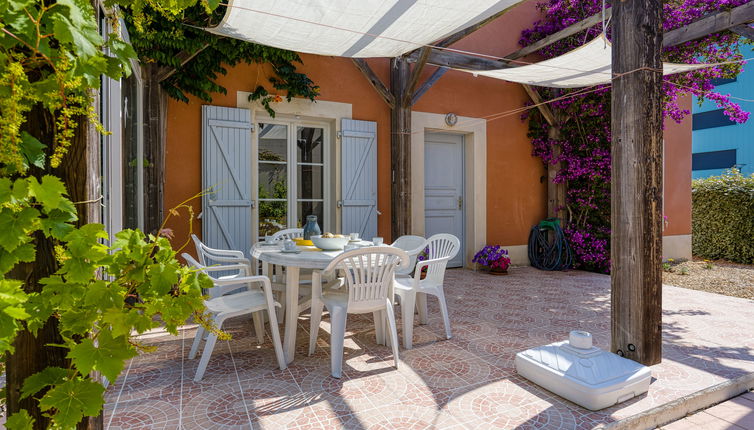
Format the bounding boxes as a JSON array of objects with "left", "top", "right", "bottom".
[{"left": 259, "top": 242, "right": 279, "bottom": 246}]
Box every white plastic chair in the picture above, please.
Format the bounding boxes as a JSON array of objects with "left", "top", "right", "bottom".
[
  {"left": 393, "top": 234, "right": 460, "bottom": 349},
  {"left": 308, "top": 247, "right": 409, "bottom": 378},
  {"left": 271, "top": 228, "right": 304, "bottom": 242},
  {"left": 183, "top": 253, "right": 286, "bottom": 382},
  {"left": 391, "top": 235, "right": 428, "bottom": 277},
  {"left": 191, "top": 234, "right": 267, "bottom": 343},
  {"left": 261, "top": 228, "right": 313, "bottom": 323}
]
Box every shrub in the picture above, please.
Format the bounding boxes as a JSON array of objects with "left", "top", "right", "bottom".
[{"left": 692, "top": 169, "right": 754, "bottom": 264}]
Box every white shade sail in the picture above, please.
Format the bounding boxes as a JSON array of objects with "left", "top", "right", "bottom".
[
  {"left": 467, "top": 35, "right": 709, "bottom": 88},
  {"left": 208, "top": 0, "right": 524, "bottom": 58}
]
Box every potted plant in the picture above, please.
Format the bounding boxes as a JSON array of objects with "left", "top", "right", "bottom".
[
  {"left": 473, "top": 245, "right": 511, "bottom": 275},
  {"left": 416, "top": 247, "right": 429, "bottom": 279}
]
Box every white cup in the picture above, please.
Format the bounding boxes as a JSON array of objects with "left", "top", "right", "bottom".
[
  {"left": 350, "top": 232, "right": 359, "bottom": 241},
  {"left": 283, "top": 239, "right": 297, "bottom": 251},
  {"left": 372, "top": 236, "right": 383, "bottom": 246}
]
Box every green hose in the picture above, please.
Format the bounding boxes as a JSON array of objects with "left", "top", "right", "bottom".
[{"left": 527, "top": 218, "right": 574, "bottom": 271}]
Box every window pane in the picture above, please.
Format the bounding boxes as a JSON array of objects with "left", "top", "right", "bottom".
[
  {"left": 259, "top": 201, "right": 287, "bottom": 236},
  {"left": 259, "top": 163, "right": 287, "bottom": 199},
  {"left": 297, "top": 127, "right": 323, "bottom": 163},
  {"left": 297, "top": 201, "right": 323, "bottom": 230},
  {"left": 297, "top": 165, "right": 323, "bottom": 200},
  {"left": 259, "top": 123, "right": 288, "bottom": 161}
]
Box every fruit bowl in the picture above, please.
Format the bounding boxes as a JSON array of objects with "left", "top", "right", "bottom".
[{"left": 310, "top": 235, "right": 349, "bottom": 251}]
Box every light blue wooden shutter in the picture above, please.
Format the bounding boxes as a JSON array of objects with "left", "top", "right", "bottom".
[
  {"left": 341, "top": 119, "right": 378, "bottom": 240},
  {"left": 201, "top": 106, "right": 253, "bottom": 256}
]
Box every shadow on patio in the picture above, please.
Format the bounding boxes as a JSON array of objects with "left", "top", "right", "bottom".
[{"left": 104, "top": 267, "right": 754, "bottom": 429}]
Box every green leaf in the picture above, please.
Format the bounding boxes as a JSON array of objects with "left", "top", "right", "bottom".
[
  {"left": 0, "top": 207, "right": 38, "bottom": 252},
  {"left": 19, "top": 131, "right": 46, "bottom": 169},
  {"left": 39, "top": 377, "right": 105, "bottom": 429},
  {"left": 29, "top": 175, "right": 68, "bottom": 212},
  {"left": 68, "top": 331, "right": 136, "bottom": 382},
  {"left": 0, "top": 177, "right": 13, "bottom": 202},
  {"left": 40, "top": 209, "right": 77, "bottom": 239},
  {"left": 4, "top": 409, "right": 34, "bottom": 430},
  {"left": 145, "top": 262, "right": 179, "bottom": 296},
  {"left": 20, "top": 366, "right": 68, "bottom": 400}
]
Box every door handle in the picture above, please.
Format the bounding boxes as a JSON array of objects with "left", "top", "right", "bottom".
[{"left": 458, "top": 196, "right": 463, "bottom": 210}]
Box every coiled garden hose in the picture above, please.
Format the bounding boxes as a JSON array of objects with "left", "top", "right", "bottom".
[{"left": 528, "top": 218, "right": 574, "bottom": 271}]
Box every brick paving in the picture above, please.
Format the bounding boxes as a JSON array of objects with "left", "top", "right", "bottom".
[{"left": 102, "top": 268, "right": 754, "bottom": 429}]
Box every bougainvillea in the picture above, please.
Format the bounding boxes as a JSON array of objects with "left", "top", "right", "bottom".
[{"left": 521, "top": 0, "right": 749, "bottom": 273}]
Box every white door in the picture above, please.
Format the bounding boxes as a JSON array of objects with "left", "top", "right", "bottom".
[{"left": 424, "top": 132, "right": 465, "bottom": 267}]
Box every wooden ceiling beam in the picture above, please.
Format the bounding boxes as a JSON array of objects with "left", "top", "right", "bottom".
[
  {"left": 731, "top": 24, "right": 754, "bottom": 40},
  {"left": 507, "top": 9, "right": 610, "bottom": 61},
  {"left": 411, "top": 67, "right": 448, "bottom": 105},
  {"left": 663, "top": 1, "right": 754, "bottom": 47},
  {"left": 434, "top": 7, "right": 519, "bottom": 48},
  {"left": 404, "top": 48, "right": 431, "bottom": 106},
  {"left": 352, "top": 58, "right": 395, "bottom": 108}
]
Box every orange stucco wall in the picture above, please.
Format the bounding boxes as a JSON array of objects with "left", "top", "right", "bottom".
[
  {"left": 163, "top": 0, "right": 692, "bottom": 251},
  {"left": 663, "top": 95, "right": 693, "bottom": 237}
]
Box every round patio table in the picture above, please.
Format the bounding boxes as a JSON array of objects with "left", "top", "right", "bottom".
[{"left": 251, "top": 241, "right": 380, "bottom": 364}]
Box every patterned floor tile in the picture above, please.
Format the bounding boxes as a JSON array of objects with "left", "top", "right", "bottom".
[{"left": 101, "top": 267, "right": 754, "bottom": 430}]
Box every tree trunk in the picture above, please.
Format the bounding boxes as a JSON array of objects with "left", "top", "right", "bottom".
[
  {"left": 390, "top": 56, "right": 411, "bottom": 241},
  {"left": 5, "top": 100, "right": 103, "bottom": 429},
  {"left": 610, "top": 0, "right": 663, "bottom": 365}
]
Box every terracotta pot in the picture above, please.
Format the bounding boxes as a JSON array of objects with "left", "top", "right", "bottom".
[{"left": 489, "top": 267, "right": 508, "bottom": 275}]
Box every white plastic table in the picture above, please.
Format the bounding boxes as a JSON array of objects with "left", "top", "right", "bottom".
[{"left": 251, "top": 241, "right": 377, "bottom": 364}]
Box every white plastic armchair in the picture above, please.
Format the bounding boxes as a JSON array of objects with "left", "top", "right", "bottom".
[
  {"left": 191, "top": 234, "right": 251, "bottom": 280},
  {"left": 391, "top": 235, "right": 427, "bottom": 277},
  {"left": 308, "top": 247, "right": 409, "bottom": 378},
  {"left": 393, "top": 233, "right": 460, "bottom": 349},
  {"left": 183, "top": 253, "right": 286, "bottom": 382},
  {"left": 270, "top": 228, "right": 304, "bottom": 242}
]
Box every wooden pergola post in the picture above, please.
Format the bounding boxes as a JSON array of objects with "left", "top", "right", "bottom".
[
  {"left": 610, "top": 0, "right": 663, "bottom": 365},
  {"left": 390, "top": 56, "right": 412, "bottom": 239}
]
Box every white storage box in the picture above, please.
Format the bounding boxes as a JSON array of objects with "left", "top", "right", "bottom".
[{"left": 515, "top": 331, "right": 651, "bottom": 411}]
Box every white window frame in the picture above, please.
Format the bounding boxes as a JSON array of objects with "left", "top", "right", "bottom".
[{"left": 254, "top": 116, "right": 331, "bottom": 238}]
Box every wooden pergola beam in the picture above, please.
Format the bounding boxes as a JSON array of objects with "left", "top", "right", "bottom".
[
  {"left": 731, "top": 24, "right": 754, "bottom": 40},
  {"left": 663, "top": 1, "right": 754, "bottom": 47},
  {"left": 411, "top": 67, "right": 448, "bottom": 105},
  {"left": 404, "top": 47, "right": 431, "bottom": 106},
  {"left": 507, "top": 8, "right": 611, "bottom": 61},
  {"left": 352, "top": 59, "right": 395, "bottom": 108},
  {"left": 434, "top": 7, "right": 518, "bottom": 48}
]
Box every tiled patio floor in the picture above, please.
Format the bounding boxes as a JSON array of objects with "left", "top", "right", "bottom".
[{"left": 104, "top": 268, "right": 754, "bottom": 429}]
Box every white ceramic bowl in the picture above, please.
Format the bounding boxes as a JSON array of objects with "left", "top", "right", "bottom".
[{"left": 310, "top": 235, "right": 350, "bottom": 251}]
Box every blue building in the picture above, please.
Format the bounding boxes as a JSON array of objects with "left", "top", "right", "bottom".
[{"left": 691, "top": 45, "right": 753, "bottom": 179}]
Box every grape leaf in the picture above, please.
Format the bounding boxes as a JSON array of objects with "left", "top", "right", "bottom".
[
  {"left": 28, "top": 175, "right": 68, "bottom": 212},
  {"left": 20, "top": 366, "right": 68, "bottom": 400},
  {"left": 4, "top": 409, "right": 34, "bottom": 430},
  {"left": 67, "top": 331, "right": 136, "bottom": 382},
  {"left": 0, "top": 207, "right": 39, "bottom": 252},
  {"left": 39, "top": 377, "right": 105, "bottom": 429}
]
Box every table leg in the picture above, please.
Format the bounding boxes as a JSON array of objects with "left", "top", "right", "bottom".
[{"left": 283, "top": 266, "right": 300, "bottom": 364}]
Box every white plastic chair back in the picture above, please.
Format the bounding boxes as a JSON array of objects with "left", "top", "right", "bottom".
[
  {"left": 391, "top": 235, "right": 427, "bottom": 276},
  {"left": 424, "top": 234, "right": 460, "bottom": 284},
  {"left": 191, "top": 234, "right": 247, "bottom": 267},
  {"left": 323, "top": 247, "right": 409, "bottom": 312},
  {"left": 271, "top": 228, "right": 304, "bottom": 241}
]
